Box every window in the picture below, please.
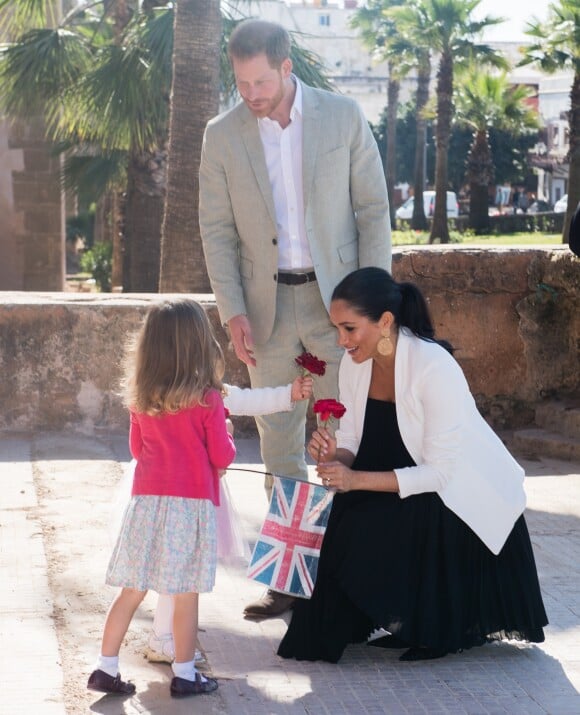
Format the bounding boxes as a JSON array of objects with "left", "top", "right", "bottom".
[{"left": 319, "top": 14, "right": 330, "bottom": 26}]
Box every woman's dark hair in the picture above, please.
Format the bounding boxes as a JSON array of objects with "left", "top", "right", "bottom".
[{"left": 332, "top": 267, "right": 454, "bottom": 354}]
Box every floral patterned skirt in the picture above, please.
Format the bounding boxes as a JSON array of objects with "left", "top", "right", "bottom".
[{"left": 106, "top": 495, "right": 217, "bottom": 594}]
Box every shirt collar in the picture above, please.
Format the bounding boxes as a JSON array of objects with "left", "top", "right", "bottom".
[{"left": 290, "top": 75, "right": 302, "bottom": 120}]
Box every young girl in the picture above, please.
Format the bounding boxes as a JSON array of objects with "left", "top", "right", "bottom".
[
  {"left": 87, "top": 299, "right": 236, "bottom": 699},
  {"left": 146, "top": 376, "right": 314, "bottom": 664}
]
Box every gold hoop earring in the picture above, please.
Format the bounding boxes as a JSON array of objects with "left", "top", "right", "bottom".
[{"left": 377, "top": 329, "right": 393, "bottom": 357}]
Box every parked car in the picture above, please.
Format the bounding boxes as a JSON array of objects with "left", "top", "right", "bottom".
[
  {"left": 395, "top": 191, "right": 459, "bottom": 220},
  {"left": 527, "top": 199, "right": 553, "bottom": 213},
  {"left": 554, "top": 194, "right": 568, "bottom": 213}
]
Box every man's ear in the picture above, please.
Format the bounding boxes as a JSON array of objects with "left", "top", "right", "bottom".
[{"left": 281, "top": 57, "right": 293, "bottom": 78}]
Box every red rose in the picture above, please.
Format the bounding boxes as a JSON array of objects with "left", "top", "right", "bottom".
[
  {"left": 295, "top": 351, "right": 327, "bottom": 377},
  {"left": 313, "top": 398, "right": 346, "bottom": 422}
]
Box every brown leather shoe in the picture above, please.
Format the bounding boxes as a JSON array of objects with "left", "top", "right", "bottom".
[
  {"left": 87, "top": 668, "right": 136, "bottom": 695},
  {"left": 243, "top": 589, "right": 295, "bottom": 618}
]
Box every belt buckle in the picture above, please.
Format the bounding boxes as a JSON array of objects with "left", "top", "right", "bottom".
[{"left": 295, "top": 272, "right": 310, "bottom": 283}]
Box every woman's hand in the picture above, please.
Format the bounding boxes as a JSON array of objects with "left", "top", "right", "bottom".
[
  {"left": 307, "top": 426, "right": 336, "bottom": 463},
  {"left": 317, "top": 461, "right": 355, "bottom": 493}
]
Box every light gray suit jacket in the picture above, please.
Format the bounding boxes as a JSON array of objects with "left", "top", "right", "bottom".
[{"left": 199, "top": 81, "right": 391, "bottom": 345}]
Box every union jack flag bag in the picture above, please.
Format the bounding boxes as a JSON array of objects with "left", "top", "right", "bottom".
[{"left": 247, "top": 476, "right": 333, "bottom": 598}]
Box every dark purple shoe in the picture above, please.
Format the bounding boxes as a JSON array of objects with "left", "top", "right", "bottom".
[
  {"left": 170, "top": 672, "right": 218, "bottom": 698},
  {"left": 87, "top": 669, "right": 136, "bottom": 695}
]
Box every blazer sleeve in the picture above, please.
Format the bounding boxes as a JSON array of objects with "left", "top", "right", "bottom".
[
  {"left": 203, "top": 390, "right": 237, "bottom": 469},
  {"left": 334, "top": 355, "right": 361, "bottom": 457},
  {"left": 395, "top": 352, "right": 469, "bottom": 498},
  {"left": 348, "top": 102, "right": 392, "bottom": 272},
  {"left": 223, "top": 383, "right": 293, "bottom": 416},
  {"left": 199, "top": 122, "right": 247, "bottom": 325}
]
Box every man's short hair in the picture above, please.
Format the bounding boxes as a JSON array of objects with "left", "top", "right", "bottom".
[{"left": 228, "top": 19, "right": 291, "bottom": 68}]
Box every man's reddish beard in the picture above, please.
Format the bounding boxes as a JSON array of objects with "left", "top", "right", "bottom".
[{"left": 243, "top": 75, "right": 285, "bottom": 119}]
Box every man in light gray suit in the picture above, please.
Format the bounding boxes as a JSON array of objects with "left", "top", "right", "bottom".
[{"left": 199, "top": 19, "right": 391, "bottom": 617}]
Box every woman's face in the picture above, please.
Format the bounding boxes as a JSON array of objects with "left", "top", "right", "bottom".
[{"left": 330, "top": 299, "right": 383, "bottom": 363}]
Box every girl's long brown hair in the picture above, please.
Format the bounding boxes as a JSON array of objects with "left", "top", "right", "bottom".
[{"left": 124, "top": 299, "right": 225, "bottom": 415}]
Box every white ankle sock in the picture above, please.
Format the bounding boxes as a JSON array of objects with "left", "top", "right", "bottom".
[
  {"left": 172, "top": 660, "right": 206, "bottom": 682},
  {"left": 95, "top": 654, "right": 119, "bottom": 678}
]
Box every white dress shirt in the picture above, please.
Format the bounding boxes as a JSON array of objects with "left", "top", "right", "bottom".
[{"left": 258, "top": 77, "right": 314, "bottom": 271}]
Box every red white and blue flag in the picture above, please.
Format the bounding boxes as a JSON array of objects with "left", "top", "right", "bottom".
[{"left": 247, "top": 476, "right": 333, "bottom": 598}]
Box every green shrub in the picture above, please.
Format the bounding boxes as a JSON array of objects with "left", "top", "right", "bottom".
[{"left": 79, "top": 241, "right": 113, "bottom": 292}]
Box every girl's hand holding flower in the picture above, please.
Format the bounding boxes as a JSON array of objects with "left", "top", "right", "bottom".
[{"left": 291, "top": 375, "right": 314, "bottom": 402}]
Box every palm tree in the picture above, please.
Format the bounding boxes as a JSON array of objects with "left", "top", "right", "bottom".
[
  {"left": 455, "top": 68, "right": 538, "bottom": 231},
  {"left": 159, "top": 0, "right": 220, "bottom": 293},
  {"left": 392, "top": 0, "right": 507, "bottom": 243},
  {"left": 350, "top": 0, "right": 405, "bottom": 230},
  {"left": 521, "top": 0, "right": 580, "bottom": 244},
  {"left": 0, "top": 0, "right": 173, "bottom": 291},
  {"left": 381, "top": 0, "right": 433, "bottom": 230}
]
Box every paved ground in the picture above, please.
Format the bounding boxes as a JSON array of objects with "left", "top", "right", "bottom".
[{"left": 1, "top": 430, "right": 579, "bottom": 714}]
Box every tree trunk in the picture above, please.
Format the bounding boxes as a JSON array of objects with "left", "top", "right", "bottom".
[
  {"left": 94, "top": 191, "right": 124, "bottom": 289},
  {"left": 563, "top": 67, "right": 580, "bottom": 244},
  {"left": 429, "top": 49, "right": 453, "bottom": 244},
  {"left": 385, "top": 67, "right": 400, "bottom": 231},
  {"left": 411, "top": 54, "right": 430, "bottom": 231},
  {"left": 159, "top": 0, "right": 221, "bottom": 293},
  {"left": 123, "top": 147, "right": 167, "bottom": 292},
  {"left": 466, "top": 129, "right": 493, "bottom": 232}
]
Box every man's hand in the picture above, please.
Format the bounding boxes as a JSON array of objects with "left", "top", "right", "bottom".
[{"left": 227, "top": 314, "right": 256, "bottom": 366}]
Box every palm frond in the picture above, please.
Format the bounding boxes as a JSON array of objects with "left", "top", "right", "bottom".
[
  {"left": 289, "top": 33, "right": 334, "bottom": 92},
  {"left": 57, "top": 30, "right": 170, "bottom": 152},
  {"left": 0, "top": 0, "right": 58, "bottom": 34},
  {"left": 60, "top": 149, "right": 127, "bottom": 197},
  {"left": 0, "top": 28, "right": 92, "bottom": 120}
]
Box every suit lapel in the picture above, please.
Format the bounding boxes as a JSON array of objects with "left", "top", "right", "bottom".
[
  {"left": 301, "top": 84, "right": 321, "bottom": 213},
  {"left": 239, "top": 105, "right": 277, "bottom": 226}
]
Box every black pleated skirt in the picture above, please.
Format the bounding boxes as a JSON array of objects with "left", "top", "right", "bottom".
[{"left": 278, "top": 399, "right": 548, "bottom": 663}]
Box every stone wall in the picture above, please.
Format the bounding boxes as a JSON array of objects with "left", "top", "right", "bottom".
[{"left": 0, "top": 247, "right": 578, "bottom": 435}]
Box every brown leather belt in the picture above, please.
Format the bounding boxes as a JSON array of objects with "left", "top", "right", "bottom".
[{"left": 276, "top": 271, "right": 317, "bottom": 285}]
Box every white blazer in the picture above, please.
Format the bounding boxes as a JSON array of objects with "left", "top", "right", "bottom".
[{"left": 335, "top": 329, "right": 526, "bottom": 555}]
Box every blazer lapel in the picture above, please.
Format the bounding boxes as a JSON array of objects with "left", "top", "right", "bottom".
[
  {"left": 301, "top": 84, "right": 321, "bottom": 213},
  {"left": 239, "top": 106, "right": 277, "bottom": 226}
]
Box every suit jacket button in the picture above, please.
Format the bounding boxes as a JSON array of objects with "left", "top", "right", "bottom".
[
  {"left": 272, "top": 237, "right": 278, "bottom": 245},
  {"left": 273, "top": 274, "right": 277, "bottom": 282}
]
